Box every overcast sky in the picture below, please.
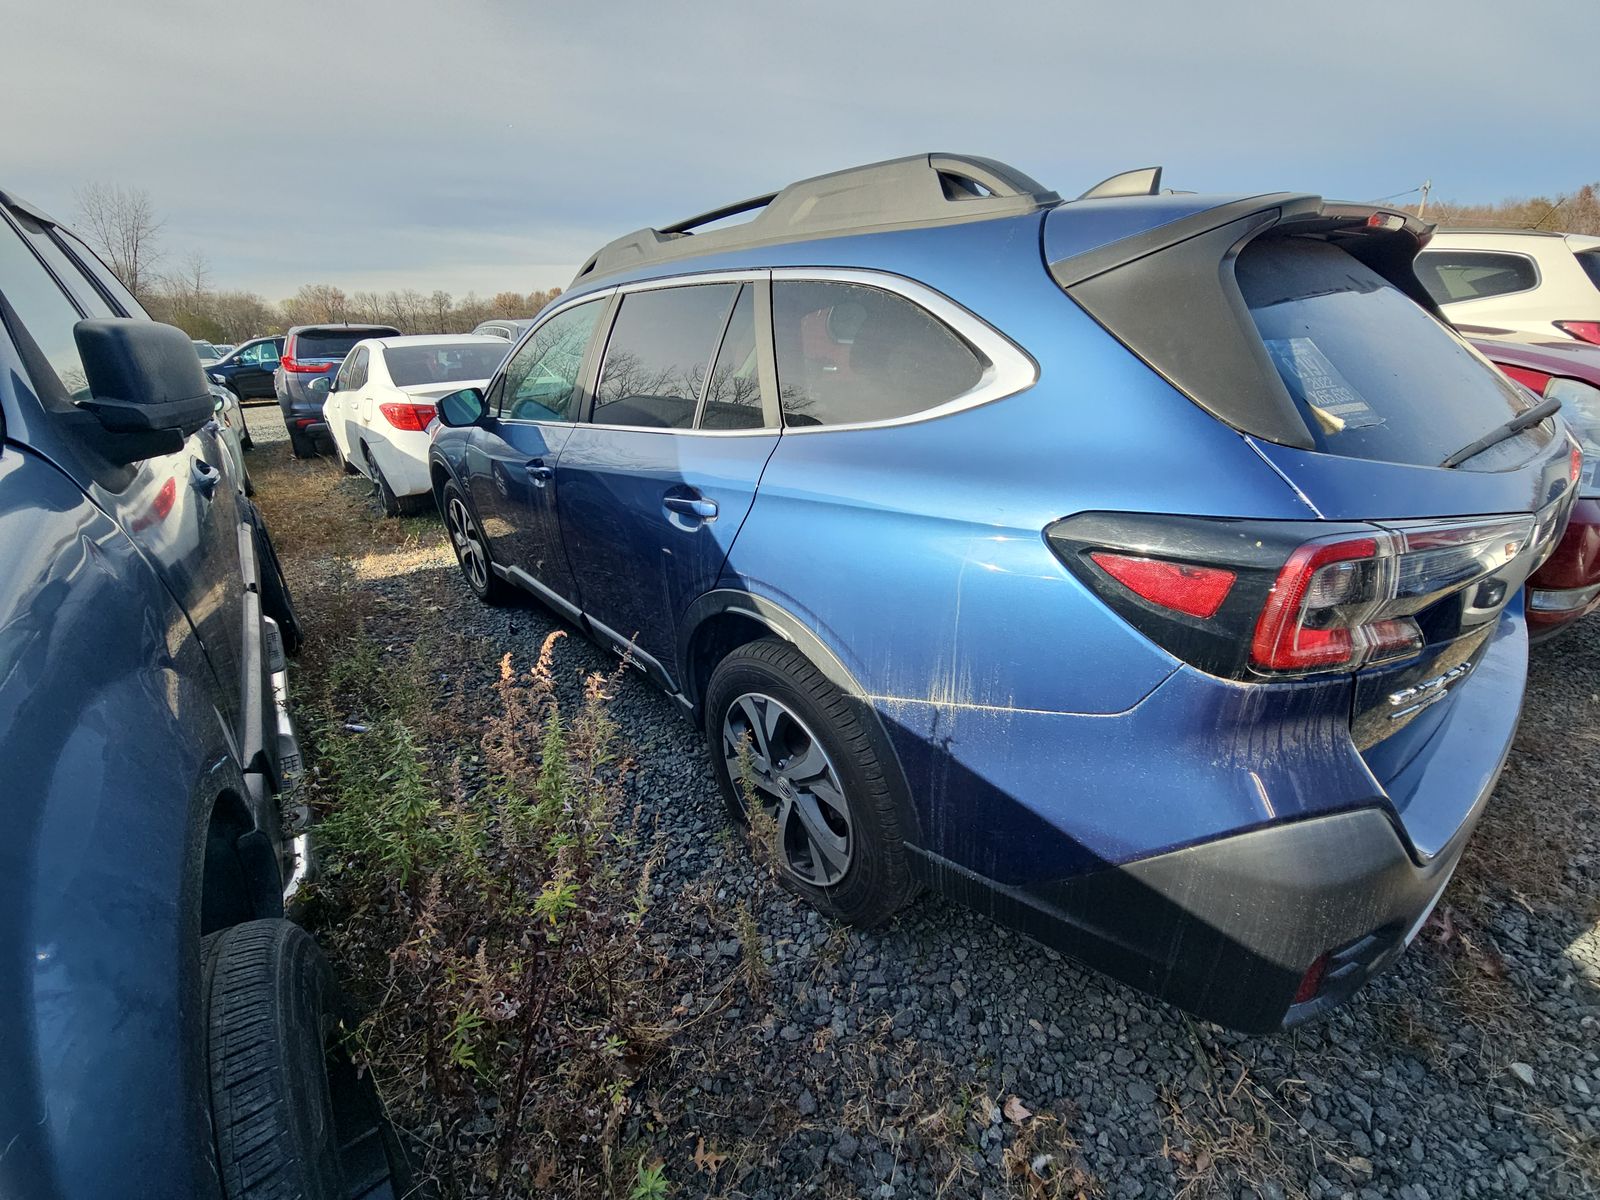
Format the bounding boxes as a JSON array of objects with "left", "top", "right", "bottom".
[{"left": 4, "top": 0, "right": 1596, "bottom": 303}]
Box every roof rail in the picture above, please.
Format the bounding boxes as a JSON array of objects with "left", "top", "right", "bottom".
[{"left": 572, "top": 153, "right": 1060, "bottom": 284}]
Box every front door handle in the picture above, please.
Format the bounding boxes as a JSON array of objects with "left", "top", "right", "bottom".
[
  {"left": 526, "top": 460, "right": 554, "bottom": 486},
  {"left": 663, "top": 494, "right": 718, "bottom": 520}
]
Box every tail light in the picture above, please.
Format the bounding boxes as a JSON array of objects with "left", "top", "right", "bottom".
[
  {"left": 1047, "top": 511, "right": 1544, "bottom": 680},
  {"left": 280, "top": 356, "right": 329, "bottom": 373},
  {"left": 1554, "top": 321, "right": 1600, "bottom": 346},
  {"left": 379, "top": 403, "right": 437, "bottom": 432}
]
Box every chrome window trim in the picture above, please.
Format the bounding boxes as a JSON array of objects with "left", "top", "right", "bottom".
[
  {"left": 499, "top": 266, "right": 1037, "bottom": 436},
  {"left": 1416, "top": 248, "right": 1543, "bottom": 304}
]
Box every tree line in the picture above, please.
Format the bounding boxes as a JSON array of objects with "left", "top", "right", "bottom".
[
  {"left": 1429, "top": 182, "right": 1600, "bottom": 235},
  {"left": 73, "top": 182, "right": 562, "bottom": 344}
]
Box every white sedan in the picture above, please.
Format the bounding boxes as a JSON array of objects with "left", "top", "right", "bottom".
[{"left": 318, "top": 334, "right": 509, "bottom": 515}]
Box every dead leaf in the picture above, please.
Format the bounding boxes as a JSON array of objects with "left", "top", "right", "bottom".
[
  {"left": 1003, "top": 1095, "right": 1033, "bottom": 1125},
  {"left": 694, "top": 1136, "right": 727, "bottom": 1176},
  {"left": 533, "top": 1158, "right": 557, "bottom": 1188}
]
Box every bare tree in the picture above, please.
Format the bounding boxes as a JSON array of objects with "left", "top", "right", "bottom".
[{"left": 74, "top": 182, "right": 164, "bottom": 298}]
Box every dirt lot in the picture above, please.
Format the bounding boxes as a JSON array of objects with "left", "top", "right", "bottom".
[{"left": 246, "top": 409, "right": 1600, "bottom": 1200}]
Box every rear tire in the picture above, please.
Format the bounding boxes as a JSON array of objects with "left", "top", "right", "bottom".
[
  {"left": 705, "top": 638, "right": 918, "bottom": 926},
  {"left": 442, "top": 479, "right": 516, "bottom": 605},
  {"left": 364, "top": 447, "right": 404, "bottom": 518},
  {"left": 203, "top": 921, "right": 412, "bottom": 1200},
  {"left": 288, "top": 425, "right": 316, "bottom": 459}
]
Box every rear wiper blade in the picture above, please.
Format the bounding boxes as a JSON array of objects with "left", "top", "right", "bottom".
[{"left": 1439, "top": 395, "right": 1561, "bottom": 469}]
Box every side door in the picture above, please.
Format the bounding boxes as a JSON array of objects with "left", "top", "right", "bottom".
[
  {"left": 0, "top": 205, "right": 250, "bottom": 742},
  {"left": 350, "top": 348, "right": 374, "bottom": 428},
  {"left": 325, "top": 353, "right": 355, "bottom": 456},
  {"left": 556, "top": 276, "right": 780, "bottom": 689},
  {"left": 232, "top": 339, "right": 279, "bottom": 399},
  {"left": 465, "top": 298, "right": 609, "bottom": 618}
]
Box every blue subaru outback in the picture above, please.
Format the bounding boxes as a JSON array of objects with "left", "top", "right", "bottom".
[{"left": 428, "top": 155, "right": 1579, "bottom": 1032}]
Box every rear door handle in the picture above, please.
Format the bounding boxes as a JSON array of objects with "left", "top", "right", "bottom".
[
  {"left": 191, "top": 458, "right": 221, "bottom": 499},
  {"left": 663, "top": 494, "right": 718, "bottom": 520},
  {"left": 526, "top": 460, "right": 554, "bottom": 486}
]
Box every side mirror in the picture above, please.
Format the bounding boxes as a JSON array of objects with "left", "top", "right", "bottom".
[
  {"left": 309, "top": 376, "right": 332, "bottom": 395},
  {"left": 437, "top": 386, "right": 488, "bottom": 427},
  {"left": 73, "top": 319, "right": 217, "bottom": 463}
]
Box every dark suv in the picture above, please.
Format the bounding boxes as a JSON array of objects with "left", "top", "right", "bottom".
[
  {"left": 0, "top": 192, "right": 406, "bottom": 1198},
  {"left": 275, "top": 323, "right": 399, "bottom": 456}
]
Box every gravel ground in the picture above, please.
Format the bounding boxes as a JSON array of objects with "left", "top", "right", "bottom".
[{"left": 248, "top": 414, "right": 1600, "bottom": 1199}]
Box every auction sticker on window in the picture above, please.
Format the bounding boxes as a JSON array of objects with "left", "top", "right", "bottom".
[{"left": 1264, "top": 337, "right": 1385, "bottom": 433}]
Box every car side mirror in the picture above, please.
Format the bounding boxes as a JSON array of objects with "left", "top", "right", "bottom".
[
  {"left": 309, "top": 376, "right": 332, "bottom": 395},
  {"left": 437, "top": 386, "right": 488, "bottom": 427},
  {"left": 73, "top": 319, "right": 217, "bottom": 464}
]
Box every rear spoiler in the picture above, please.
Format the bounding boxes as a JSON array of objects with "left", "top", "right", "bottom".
[{"left": 1049, "top": 195, "right": 1437, "bottom": 450}]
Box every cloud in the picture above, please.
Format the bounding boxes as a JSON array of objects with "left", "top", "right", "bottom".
[{"left": 5, "top": 0, "right": 1596, "bottom": 300}]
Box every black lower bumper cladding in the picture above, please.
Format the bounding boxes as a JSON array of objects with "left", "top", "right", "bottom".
[{"left": 908, "top": 805, "right": 1474, "bottom": 1034}]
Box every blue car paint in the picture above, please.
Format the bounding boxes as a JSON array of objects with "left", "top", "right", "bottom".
[
  {"left": 0, "top": 205, "right": 301, "bottom": 1197},
  {"left": 431, "top": 181, "right": 1571, "bottom": 1028}
]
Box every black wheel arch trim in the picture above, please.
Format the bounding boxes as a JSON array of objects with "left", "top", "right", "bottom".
[{"left": 678, "top": 588, "right": 924, "bottom": 851}]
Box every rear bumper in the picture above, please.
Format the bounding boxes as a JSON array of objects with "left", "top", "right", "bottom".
[
  {"left": 911, "top": 799, "right": 1479, "bottom": 1033},
  {"left": 882, "top": 612, "right": 1522, "bottom": 1032}
]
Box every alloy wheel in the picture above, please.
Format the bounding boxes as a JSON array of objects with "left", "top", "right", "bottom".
[
  {"left": 446, "top": 495, "right": 489, "bottom": 592},
  {"left": 722, "top": 692, "right": 853, "bottom": 886}
]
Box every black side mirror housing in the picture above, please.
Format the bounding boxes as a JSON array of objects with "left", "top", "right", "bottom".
[
  {"left": 73, "top": 319, "right": 217, "bottom": 463},
  {"left": 437, "top": 386, "right": 488, "bottom": 427}
]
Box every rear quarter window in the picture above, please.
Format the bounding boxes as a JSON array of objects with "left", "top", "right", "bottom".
[
  {"left": 1414, "top": 250, "right": 1539, "bottom": 304},
  {"left": 1239, "top": 238, "right": 1544, "bottom": 469}
]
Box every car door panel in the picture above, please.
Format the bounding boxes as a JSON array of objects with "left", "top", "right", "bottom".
[{"left": 557, "top": 279, "right": 777, "bottom": 689}]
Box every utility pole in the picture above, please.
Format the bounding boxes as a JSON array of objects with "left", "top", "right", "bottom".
[{"left": 1417, "top": 179, "right": 1432, "bottom": 219}]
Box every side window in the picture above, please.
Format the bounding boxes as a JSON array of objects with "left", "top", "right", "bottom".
[
  {"left": 592, "top": 283, "right": 738, "bottom": 430},
  {"left": 1414, "top": 251, "right": 1539, "bottom": 304},
  {"left": 772, "top": 281, "right": 985, "bottom": 427},
  {"left": 240, "top": 342, "right": 265, "bottom": 365},
  {"left": 502, "top": 300, "right": 605, "bottom": 422},
  {"left": 0, "top": 216, "right": 93, "bottom": 399},
  {"left": 699, "top": 285, "right": 763, "bottom": 430},
  {"left": 261, "top": 339, "right": 281, "bottom": 366},
  {"left": 52, "top": 227, "right": 151, "bottom": 318},
  {"left": 16, "top": 216, "right": 116, "bottom": 319}
]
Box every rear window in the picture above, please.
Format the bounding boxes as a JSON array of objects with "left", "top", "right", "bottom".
[
  {"left": 296, "top": 329, "right": 395, "bottom": 359},
  {"left": 385, "top": 343, "right": 508, "bottom": 387},
  {"left": 1239, "top": 238, "right": 1541, "bottom": 468}
]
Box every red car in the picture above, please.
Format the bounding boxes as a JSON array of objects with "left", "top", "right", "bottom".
[{"left": 1470, "top": 331, "right": 1600, "bottom": 640}]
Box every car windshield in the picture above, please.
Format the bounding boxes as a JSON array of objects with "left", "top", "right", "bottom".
[
  {"left": 193, "top": 340, "right": 220, "bottom": 358},
  {"left": 385, "top": 343, "right": 508, "bottom": 387}
]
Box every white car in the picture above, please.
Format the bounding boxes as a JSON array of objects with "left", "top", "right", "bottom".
[
  {"left": 1415, "top": 229, "right": 1600, "bottom": 345},
  {"left": 319, "top": 334, "right": 509, "bottom": 515}
]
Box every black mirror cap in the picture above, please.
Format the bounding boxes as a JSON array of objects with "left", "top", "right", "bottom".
[
  {"left": 437, "top": 386, "right": 488, "bottom": 427},
  {"left": 74, "top": 319, "right": 217, "bottom": 446}
]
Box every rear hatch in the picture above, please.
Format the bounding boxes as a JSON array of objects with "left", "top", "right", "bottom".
[
  {"left": 287, "top": 327, "right": 400, "bottom": 370},
  {"left": 1046, "top": 196, "right": 1578, "bottom": 850}
]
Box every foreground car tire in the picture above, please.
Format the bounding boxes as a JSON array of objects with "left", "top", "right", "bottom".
[
  {"left": 706, "top": 638, "right": 918, "bottom": 926},
  {"left": 442, "top": 480, "right": 517, "bottom": 605},
  {"left": 203, "top": 920, "right": 412, "bottom": 1200}
]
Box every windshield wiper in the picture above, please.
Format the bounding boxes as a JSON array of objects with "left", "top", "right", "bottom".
[{"left": 1439, "top": 395, "right": 1561, "bottom": 469}]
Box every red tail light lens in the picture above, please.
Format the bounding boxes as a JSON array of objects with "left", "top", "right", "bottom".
[
  {"left": 1088, "top": 552, "right": 1235, "bottom": 618},
  {"left": 1555, "top": 321, "right": 1600, "bottom": 346},
  {"left": 280, "top": 356, "right": 330, "bottom": 374},
  {"left": 379, "top": 403, "right": 437, "bottom": 432},
  {"left": 1293, "top": 953, "right": 1330, "bottom": 1005},
  {"left": 1498, "top": 364, "right": 1551, "bottom": 393},
  {"left": 1048, "top": 509, "right": 1547, "bottom": 680}
]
